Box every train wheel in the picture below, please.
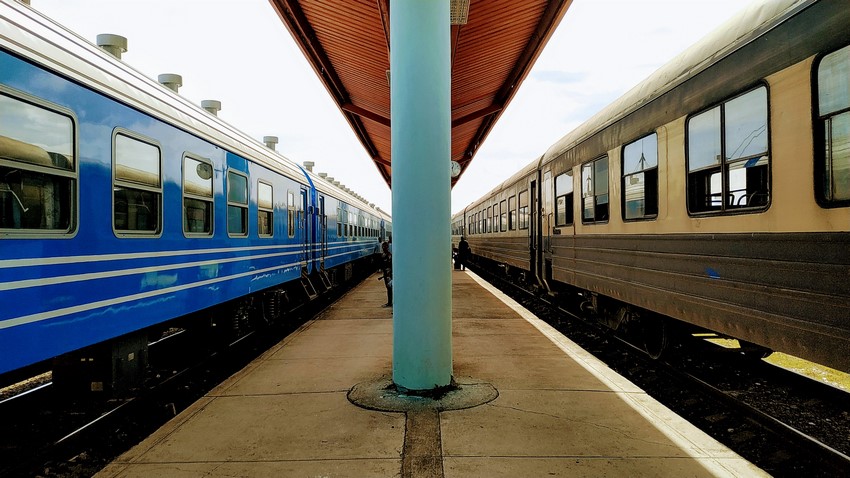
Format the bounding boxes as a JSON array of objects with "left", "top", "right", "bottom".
[
  {"left": 738, "top": 340, "right": 773, "bottom": 359},
  {"left": 641, "top": 314, "right": 668, "bottom": 359}
]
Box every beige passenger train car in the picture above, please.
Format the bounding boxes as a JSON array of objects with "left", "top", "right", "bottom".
[{"left": 452, "top": 0, "right": 850, "bottom": 372}]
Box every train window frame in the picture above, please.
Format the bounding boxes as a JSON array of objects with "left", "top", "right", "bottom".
[
  {"left": 518, "top": 189, "right": 529, "bottom": 230},
  {"left": 554, "top": 171, "right": 574, "bottom": 227},
  {"left": 813, "top": 44, "right": 850, "bottom": 207},
  {"left": 498, "top": 203, "right": 504, "bottom": 232},
  {"left": 685, "top": 84, "right": 771, "bottom": 216},
  {"left": 112, "top": 129, "right": 163, "bottom": 237},
  {"left": 257, "top": 180, "right": 274, "bottom": 238},
  {"left": 621, "top": 133, "right": 659, "bottom": 221},
  {"left": 182, "top": 154, "right": 214, "bottom": 237},
  {"left": 581, "top": 155, "right": 609, "bottom": 224},
  {"left": 337, "top": 206, "right": 342, "bottom": 237},
  {"left": 0, "top": 88, "right": 78, "bottom": 238},
  {"left": 508, "top": 195, "right": 517, "bottom": 230},
  {"left": 288, "top": 191, "right": 297, "bottom": 238},
  {"left": 226, "top": 169, "right": 248, "bottom": 237}
]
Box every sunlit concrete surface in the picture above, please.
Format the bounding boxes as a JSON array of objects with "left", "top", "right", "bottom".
[{"left": 96, "top": 270, "right": 766, "bottom": 478}]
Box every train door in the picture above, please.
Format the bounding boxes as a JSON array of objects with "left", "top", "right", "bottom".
[
  {"left": 300, "top": 187, "right": 310, "bottom": 272},
  {"left": 541, "top": 170, "right": 553, "bottom": 290},
  {"left": 319, "top": 195, "right": 327, "bottom": 267},
  {"left": 530, "top": 179, "right": 539, "bottom": 282}
]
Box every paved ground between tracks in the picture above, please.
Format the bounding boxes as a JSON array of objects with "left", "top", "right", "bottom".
[{"left": 96, "top": 270, "right": 766, "bottom": 477}]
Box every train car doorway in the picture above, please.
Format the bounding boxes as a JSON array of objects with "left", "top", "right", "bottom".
[
  {"left": 530, "top": 180, "right": 539, "bottom": 282},
  {"left": 318, "top": 195, "right": 327, "bottom": 267},
  {"left": 300, "top": 188, "right": 310, "bottom": 272}
]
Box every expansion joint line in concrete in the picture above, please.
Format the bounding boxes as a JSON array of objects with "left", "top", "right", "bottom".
[
  {"left": 402, "top": 408, "right": 444, "bottom": 478},
  {"left": 348, "top": 378, "right": 497, "bottom": 476}
]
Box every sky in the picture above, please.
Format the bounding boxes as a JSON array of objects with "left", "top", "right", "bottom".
[{"left": 27, "top": 0, "right": 753, "bottom": 215}]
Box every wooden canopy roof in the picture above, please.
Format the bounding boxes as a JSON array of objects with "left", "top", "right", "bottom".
[{"left": 269, "top": 0, "right": 571, "bottom": 187}]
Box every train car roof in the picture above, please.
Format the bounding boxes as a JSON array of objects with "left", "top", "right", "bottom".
[
  {"left": 456, "top": 154, "right": 543, "bottom": 215},
  {"left": 498, "top": 156, "right": 544, "bottom": 193},
  {"left": 301, "top": 166, "right": 386, "bottom": 216},
  {"left": 0, "top": 2, "right": 381, "bottom": 214},
  {"left": 541, "top": 0, "right": 812, "bottom": 164}
]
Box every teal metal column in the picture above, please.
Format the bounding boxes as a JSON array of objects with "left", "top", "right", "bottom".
[{"left": 390, "top": 0, "right": 452, "bottom": 390}]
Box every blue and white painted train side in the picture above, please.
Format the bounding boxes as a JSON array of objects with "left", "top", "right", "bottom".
[{"left": 0, "top": 2, "right": 390, "bottom": 377}]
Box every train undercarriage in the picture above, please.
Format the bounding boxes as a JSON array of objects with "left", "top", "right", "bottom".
[
  {"left": 3, "top": 256, "right": 378, "bottom": 399},
  {"left": 470, "top": 254, "right": 775, "bottom": 363}
]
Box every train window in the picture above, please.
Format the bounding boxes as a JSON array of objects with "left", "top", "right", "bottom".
[
  {"left": 114, "top": 132, "right": 161, "bottom": 234},
  {"left": 508, "top": 195, "right": 516, "bottom": 230},
  {"left": 183, "top": 156, "right": 213, "bottom": 236},
  {"left": 337, "top": 207, "right": 342, "bottom": 237},
  {"left": 815, "top": 45, "right": 850, "bottom": 205},
  {"left": 258, "top": 181, "right": 273, "bottom": 237},
  {"left": 500, "top": 200, "right": 507, "bottom": 232},
  {"left": 686, "top": 86, "right": 769, "bottom": 214},
  {"left": 519, "top": 190, "right": 530, "bottom": 229},
  {"left": 0, "top": 92, "right": 75, "bottom": 234},
  {"left": 486, "top": 206, "right": 491, "bottom": 233},
  {"left": 555, "top": 172, "right": 573, "bottom": 226},
  {"left": 622, "top": 133, "right": 658, "bottom": 220},
  {"left": 581, "top": 156, "right": 609, "bottom": 223},
  {"left": 288, "top": 191, "right": 296, "bottom": 238},
  {"left": 226, "top": 171, "right": 248, "bottom": 236}
]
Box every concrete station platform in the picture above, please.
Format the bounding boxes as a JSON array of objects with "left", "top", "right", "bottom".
[{"left": 96, "top": 270, "right": 767, "bottom": 478}]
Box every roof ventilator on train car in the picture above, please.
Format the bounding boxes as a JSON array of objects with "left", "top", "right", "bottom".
[
  {"left": 263, "top": 136, "right": 278, "bottom": 151},
  {"left": 201, "top": 100, "right": 221, "bottom": 116},
  {"left": 157, "top": 74, "right": 182, "bottom": 93},
  {"left": 96, "top": 33, "right": 127, "bottom": 60}
]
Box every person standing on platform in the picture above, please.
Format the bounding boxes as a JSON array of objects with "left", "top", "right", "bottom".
[
  {"left": 457, "top": 236, "right": 470, "bottom": 271},
  {"left": 380, "top": 240, "right": 392, "bottom": 307}
]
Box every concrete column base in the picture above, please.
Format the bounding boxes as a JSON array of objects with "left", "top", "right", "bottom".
[{"left": 348, "top": 376, "right": 497, "bottom": 412}]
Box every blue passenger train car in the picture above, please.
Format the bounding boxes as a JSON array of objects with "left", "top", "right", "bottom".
[{"left": 0, "top": 1, "right": 390, "bottom": 387}]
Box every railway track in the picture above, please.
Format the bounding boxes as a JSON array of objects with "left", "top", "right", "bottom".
[
  {"left": 0, "top": 274, "right": 367, "bottom": 478},
  {"left": 470, "top": 264, "right": 850, "bottom": 477}
]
